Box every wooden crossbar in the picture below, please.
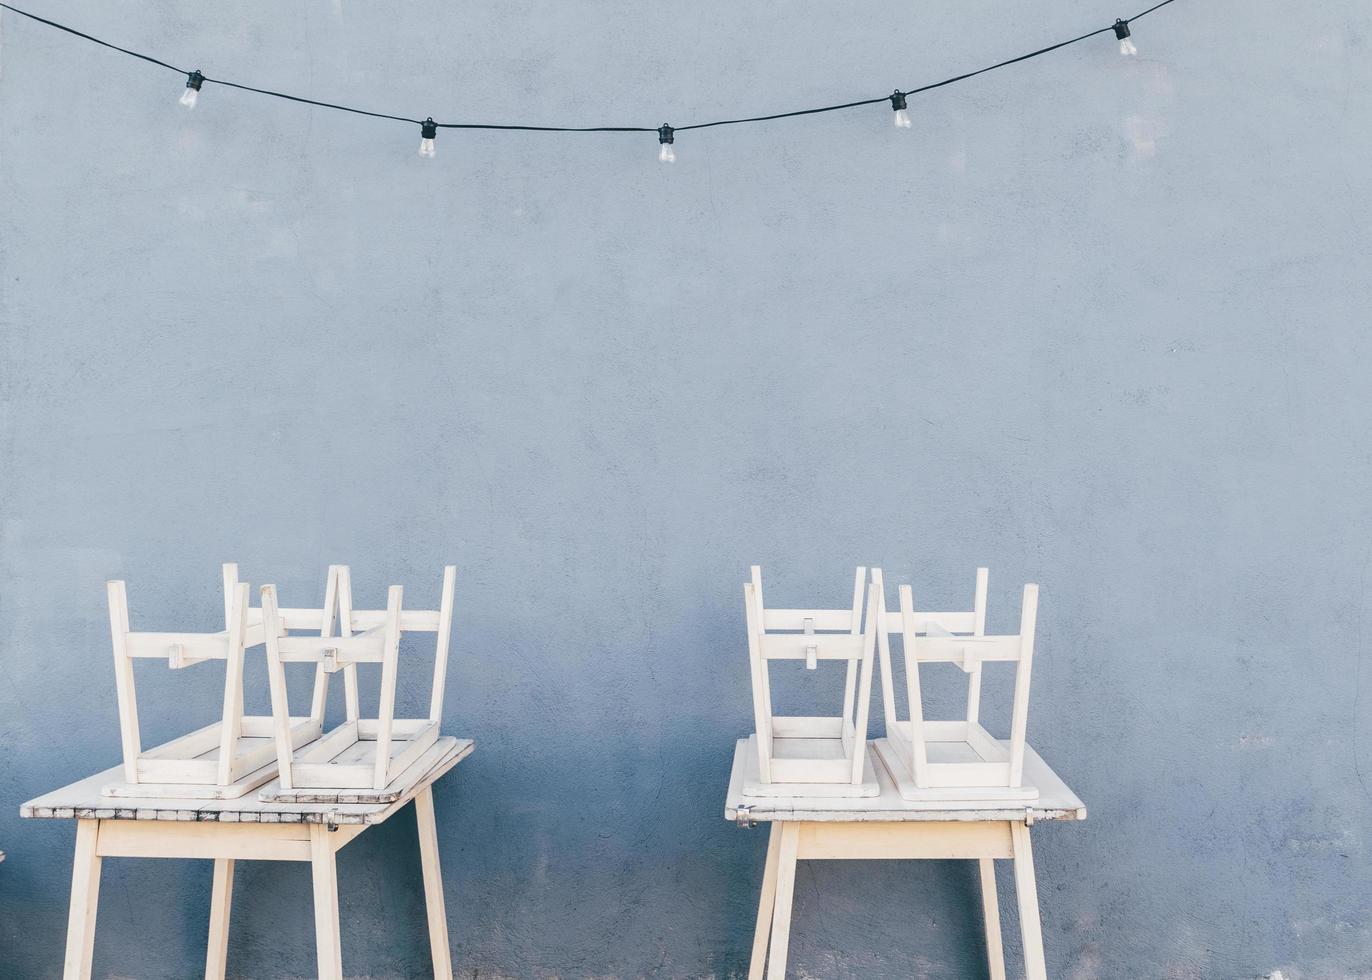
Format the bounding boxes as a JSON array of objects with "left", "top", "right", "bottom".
[
  {"left": 350, "top": 609, "right": 442, "bottom": 632},
  {"left": 759, "top": 634, "right": 866, "bottom": 660},
  {"left": 273, "top": 625, "right": 389, "bottom": 664},
  {"left": 761, "top": 609, "right": 856, "bottom": 631}
]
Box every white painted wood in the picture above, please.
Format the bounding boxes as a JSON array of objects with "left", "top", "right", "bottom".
[
  {"left": 215, "top": 582, "right": 251, "bottom": 785},
  {"left": 1008, "top": 584, "right": 1039, "bottom": 788},
  {"left": 740, "top": 735, "right": 879, "bottom": 798},
  {"left": 744, "top": 577, "right": 774, "bottom": 784},
  {"left": 748, "top": 823, "right": 781, "bottom": 980},
  {"left": 978, "top": 857, "right": 1007, "bottom": 980},
  {"left": 310, "top": 823, "right": 344, "bottom": 980},
  {"left": 744, "top": 818, "right": 1036, "bottom": 979},
  {"left": 32, "top": 741, "right": 471, "bottom": 980},
  {"left": 104, "top": 564, "right": 336, "bottom": 798},
  {"left": 429, "top": 566, "right": 458, "bottom": 724},
  {"left": 872, "top": 570, "right": 1044, "bottom": 802},
  {"left": 725, "top": 738, "right": 1084, "bottom": 823},
  {"left": 205, "top": 858, "right": 234, "bottom": 980},
  {"left": 106, "top": 581, "right": 141, "bottom": 783},
  {"left": 730, "top": 738, "right": 1080, "bottom": 980},
  {"left": 839, "top": 566, "right": 865, "bottom": 726},
  {"left": 260, "top": 567, "right": 458, "bottom": 793},
  {"left": 95, "top": 820, "right": 314, "bottom": 861},
  {"left": 62, "top": 819, "right": 101, "bottom": 980},
  {"left": 744, "top": 566, "right": 878, "bottom": 797},
  {"left": 261, "top": 584, "right": 300, "bottom": 791},
  {"left": 25, "top": 736, "right": 473, "bottom": 825},
  {"left": 766, "top": 823, "right": 800, "bottom": 980},
  {"left": 104, "top": 760, "right": 279, "bottom": 801},
  {"left": 1011, "top": 822, "right": 1048, "bottom": 980},
  {"left": 415, "top": 785, "right": 454, "bottom": 980},
  {"left": 336, "top": 565, "right": 362, "bottom": 722},
  {"left": 310, "top": 566, "right": 341, "bottom": 724},
  {"left": 372, "top": 585, "right": 404, "bottom": 790},
  {"left": 967, "top": 567, "right": 989, "bottom": 724},
  {"left": 795, "top": 820, "right": 1012, "bottom": 860}
]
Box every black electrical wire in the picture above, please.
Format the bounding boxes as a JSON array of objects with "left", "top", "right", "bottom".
[{"left": 0, "top": 0, "right": 1183, "bottom": 137}]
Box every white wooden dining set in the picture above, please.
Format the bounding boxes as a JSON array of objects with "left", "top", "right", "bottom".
[
  {"left": 21, "top": 563, "right": 470, "bottom": 980},
  {"left": 20, "top": 560, "right": 1081, "bottom": 978},
  {"left": 728, "top": 565, "right": 1085, "bottom": 980}
]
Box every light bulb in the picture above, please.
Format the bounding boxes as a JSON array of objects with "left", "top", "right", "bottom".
[
  {"left": 889, "top": 90, "right": 911, "bottom": 129},
  {"left": 418, "top": 117, "right": 437, "bottom": 158},
  {"left": 657, "top": 124, "right": 675, "bottom": 163},
  {"left": 1113, "top": 19, "right": 1136, "bottom": 56},
  {"left": 180, "top": 70, "right": 204, "bottom": 110}
]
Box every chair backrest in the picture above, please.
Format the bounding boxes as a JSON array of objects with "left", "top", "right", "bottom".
[
  {"left": 259, "top": 565, "right": 456, "bottom": 790},
  {"left": 743, "top": 565, "right": 876, "bottom": 786},
  {"left": 875, "top": 567, "right": 1039, "bottom": 787}
]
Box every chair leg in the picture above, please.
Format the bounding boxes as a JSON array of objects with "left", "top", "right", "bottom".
[
  {"left": 748, "top": 823, "right": 782, "bottom": 980},
  {"left": 205, "top": 858, "right": 235, "bottom": 980},
  {"left": 415, "top": 786, "right": 454, "bottom": 980},
  {"left": 978, "top": 857, "right": 1006, "bottom": 980},
  {"left": 63, "top": 819, "right": 102, "bottom": 980},
  {"left": 1010, "top": 823, "right": 1047, "bottom": 980},
  {"left": 766, "top": 823, "right": 801, "bottom": 980},
  {"left": 309, "top": 824, "right": 343, "bottom": 980}
]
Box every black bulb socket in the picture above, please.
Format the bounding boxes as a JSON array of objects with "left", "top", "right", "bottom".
[
  {"left": 1113, "top": 19, "right": 1131, "bottom": 40},
  {"left": 890, "top": 90, "right": 908, "bottom": 112},
  {"left": 658, "top": 124, "right": 674, "bottom": 145},
  {"left": 421, "top": 117, "right": 438, "bottom": 139},
  {"left": 186, "top": 70, "right": 204, "bottom": 91}
]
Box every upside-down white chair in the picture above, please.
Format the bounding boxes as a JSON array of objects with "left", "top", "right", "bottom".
[
  {"left": 742, "top": 565, "right": 879, "bottom": 797},
  {"left": 103, "top": 563, "right": 330, "bottom": 798},
  {"left": 259, "top": 564, "right": 456, "bottom": 800},
  {"left": 871, "top": 567, "right": 1041, "bottom": 801}
]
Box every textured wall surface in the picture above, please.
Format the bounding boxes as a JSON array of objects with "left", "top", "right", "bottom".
[{"left": 2, "top": 1, "right": 1370, "bottom": 977}]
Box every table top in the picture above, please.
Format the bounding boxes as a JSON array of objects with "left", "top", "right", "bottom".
[
  {"left": 20, "top": 736, "right": 474, "bottom": 827},
  {"left": 724, "top": 738, "right": 1086, "bottom": 824}
]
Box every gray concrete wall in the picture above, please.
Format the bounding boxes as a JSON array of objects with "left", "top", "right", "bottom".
[{"left": 2, "top": 1, "right": 1370, "bottom": 976}]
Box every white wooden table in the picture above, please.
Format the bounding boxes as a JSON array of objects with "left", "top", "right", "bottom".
[
  {"left": 725, "top": 738, "right": 1086, "bottom": 980},
  {"left": 21, "top": 735, "right": 474, "bottom": 980}
]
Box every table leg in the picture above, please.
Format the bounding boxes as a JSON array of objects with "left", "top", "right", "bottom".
[
  {"left": 748, "top": 823, "right": 782, "bottom": 980},
  {"left": 1010, "top": 823, "right": 1047, "bottom": 980},
  {"left": 766, "top": 823, "right": 801, "bottom": 980},
  {"left": 977, "top": 857, "right": 1006, "bottom": 980},
  {"left": 309, "top": 824, "right": 343, "bottom": 980},
  {"left": 414, "top": 786, "right": 454, "bottom": 980},
  {"left": 63, "top": 819, "right": 102, "bottom": 980},
  {"left": 205, "top": 858, "right": 234, "bottom": 980}
]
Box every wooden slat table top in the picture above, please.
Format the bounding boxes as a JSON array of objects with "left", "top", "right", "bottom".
[
  {"left": 20, "top": 737, "right": 474, "bottom": 827},
  {"left": 724, "top": 738, "right": 1086, "bottom": 824}
]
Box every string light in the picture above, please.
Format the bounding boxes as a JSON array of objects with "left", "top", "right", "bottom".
[
  {"left": 1114, "top": 19, "right": 1138, "bottom": 56},
  {"left": 0, "top": 0, "right": 1181, "bottom": 159},
  {"left": 179, "top": 70, "right": 203, "bottom": 109},
  {"left": 889, "top": 90, "right": 911, "bottom": 129}
]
